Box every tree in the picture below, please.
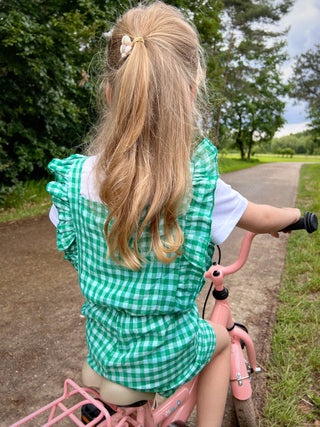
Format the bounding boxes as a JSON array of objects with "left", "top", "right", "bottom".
[
  {"left": 212, "top": 0, "right": 293, "bottom": 157},
  {"left": 0, "top": 0, "right": 126, "bottom": 187},
  {"left": 290, "top": 43, "right": 320, "bottom": 112},
  {"left": 166, "top": 0, "right": 224, "bottom": 135},
  {"left": 290, "top": 44, "right": 320, "bottom": 149},
  {"left": 224, "top": 44, "right": 288, "bottom": 159}
]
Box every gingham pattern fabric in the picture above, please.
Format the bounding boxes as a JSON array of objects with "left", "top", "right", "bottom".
[{"left": 47, "top": 138, "right": 219, "bottom": 397}]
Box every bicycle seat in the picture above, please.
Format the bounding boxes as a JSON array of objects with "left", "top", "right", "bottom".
[{"left": 82, "top": 360, "right": 156, "bottom": 406}]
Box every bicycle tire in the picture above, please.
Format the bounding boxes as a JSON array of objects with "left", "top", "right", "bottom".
[{"left": 233, "top": 396, "right": 257, "bottom": 427}]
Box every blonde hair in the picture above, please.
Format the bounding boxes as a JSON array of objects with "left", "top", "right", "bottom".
[{"left": 89, "top": 1, "right": 206, "bottom": 270}]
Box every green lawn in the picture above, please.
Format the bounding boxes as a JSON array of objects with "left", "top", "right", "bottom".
[
  {"left": 218, "top": 156, "right": 261, "bottom": 173},
  {"left": 262, "top": 164, "right": 320, "bottom": 426},
  {"left": 255, "top": 153, "right": 320, "bottom": 163},
  {"left": 218, "top": 153, "right": 320, "bottom": 174}
]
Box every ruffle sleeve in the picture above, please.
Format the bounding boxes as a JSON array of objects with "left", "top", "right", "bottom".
[
  {"left": 46, "top": 155, "right": 85, "bottom": 270},
  {"left": 182, "top": 139, "right": 219, "bottom": 271}
]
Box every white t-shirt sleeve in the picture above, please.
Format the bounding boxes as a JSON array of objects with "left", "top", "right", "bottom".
[
  {"left": 49, "top": 204, "right": 59, "bottom": 227},
  {"left": 49, "top": 156, "right": 100, "bottom": 228},
  {"left": 211, "top": 178, "right": 248, "bottom": 245}
]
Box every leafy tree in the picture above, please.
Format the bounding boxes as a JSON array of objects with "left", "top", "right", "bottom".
[
  {"left": 225, "top": 46, "right": 288, "bottom": 159},
  {"left": 290, "top": 43, "right": 320, "bottom": 149},
  {"left": 212, "top": 0, "right": 293, "bottom": 158},
  {"left": 0, "top": 0, "right": 126, "bottom": 187},
  {"left": 290, "top": 43, "right": 320, "bottom": 112}
]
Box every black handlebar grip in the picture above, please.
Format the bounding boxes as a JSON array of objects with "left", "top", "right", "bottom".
[{"left": 280, "top": 211, "right": 318, "bottom": 234}]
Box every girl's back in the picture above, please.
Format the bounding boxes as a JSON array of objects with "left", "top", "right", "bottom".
[{"left": 47, "top": 0, "right": 219, "bottom": 399}]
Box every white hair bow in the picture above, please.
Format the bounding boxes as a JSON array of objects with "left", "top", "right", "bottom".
[
  {"left": 120, "top": 35, "right": 144, "bottom": 59},
  {"left": 120, "top": 35, "right": 133, "bottom": 58}
]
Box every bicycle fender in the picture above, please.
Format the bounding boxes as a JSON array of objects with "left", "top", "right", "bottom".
[{"left": 232, "top": 326, "right": 257, "bottom": 372}]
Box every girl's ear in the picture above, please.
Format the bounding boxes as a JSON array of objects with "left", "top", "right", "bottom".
[{"left": 106, "top": 81, "right": 111, "bottom": 105}]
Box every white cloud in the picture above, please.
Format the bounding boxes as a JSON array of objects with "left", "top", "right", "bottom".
[{"left": 275, "top": 122, "right": 310, "bottom": 138}]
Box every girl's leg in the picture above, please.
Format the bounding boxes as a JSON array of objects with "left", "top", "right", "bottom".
[{"left": 197, "top": 322, "right": 231, "bottom": 427}]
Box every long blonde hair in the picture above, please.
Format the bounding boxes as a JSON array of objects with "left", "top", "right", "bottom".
[{"left": 89, "top": 1, "right": 206, "bottom": 270}]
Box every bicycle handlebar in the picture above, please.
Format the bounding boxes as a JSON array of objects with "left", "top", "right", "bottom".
[
  {"left": 206, "top": 212, "right": 318, "bottom": 281},
  {"left": 280, "top": 211, "right": 318, "bottom": 233}
]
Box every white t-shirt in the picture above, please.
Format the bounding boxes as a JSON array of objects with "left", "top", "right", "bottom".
[{"left": 49, "top": 157, "right": 248, "bottom": 245}]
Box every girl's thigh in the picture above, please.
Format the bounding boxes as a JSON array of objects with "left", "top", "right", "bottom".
[{"left": 206, "top": 321, "right": 230, "bottom": 357}]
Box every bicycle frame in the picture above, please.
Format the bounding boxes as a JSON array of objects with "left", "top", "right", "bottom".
[{"left": 11, "top": 232, "right": 259, "bottom": 427}]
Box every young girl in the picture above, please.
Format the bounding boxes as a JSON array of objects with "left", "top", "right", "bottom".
[{"left": 47, "top": 2, "right": 300, "bottom": 426}]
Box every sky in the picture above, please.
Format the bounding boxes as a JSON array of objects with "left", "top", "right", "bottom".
[{"left": 275, "top": 0, "right": 320, "bottom": 136}]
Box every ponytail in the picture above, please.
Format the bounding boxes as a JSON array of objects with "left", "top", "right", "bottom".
[{"left": 89, "top": 2, "right": 205, "bottom": 270}]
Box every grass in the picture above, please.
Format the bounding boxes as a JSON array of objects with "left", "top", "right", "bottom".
[
  {"left": 262, "top": 164, "right": 320, "bottom": 426},
  {"left": 218, "top": 153, "right": 320, "bottom": 174},
  {"left": 254, "top": 153, "right": 320, "bottom": 163},
  {"left": 0, "top": 179, "right": 52, "bottom": 223},
  {"left": 218, "top": 156, "right": 261, "bottom": 173}
]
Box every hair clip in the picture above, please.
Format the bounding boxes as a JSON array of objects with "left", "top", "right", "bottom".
[
  {"left": 120, "top": 35, "right": 132, "bottom": 58},
  {"left": 120, "top": 35, "right": 145, "bottom": 58}
]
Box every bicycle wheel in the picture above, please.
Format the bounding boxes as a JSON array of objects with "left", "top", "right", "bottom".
[{"left": 232, "top": 396, "right": 257, "bottom": 427}]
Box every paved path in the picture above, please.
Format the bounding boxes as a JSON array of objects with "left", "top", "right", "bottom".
[{"left": 0, "top": 162, "right": 302, "bottom": 426}]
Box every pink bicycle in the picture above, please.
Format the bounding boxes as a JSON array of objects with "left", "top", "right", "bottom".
[{"left": 11, "top": 212, "right": 318, "bottom": 427}]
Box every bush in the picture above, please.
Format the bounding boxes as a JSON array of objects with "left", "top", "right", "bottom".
[
  {"left": 0, "top": 0, "right": 122, "bottom": 187},
  {"left": 277, "top": 147, "right": 295, "bottom": 157}
]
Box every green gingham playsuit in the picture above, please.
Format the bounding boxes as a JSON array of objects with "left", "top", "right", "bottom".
[{"left": 47, "top": 138, "right": 219, "bottom": 397}]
